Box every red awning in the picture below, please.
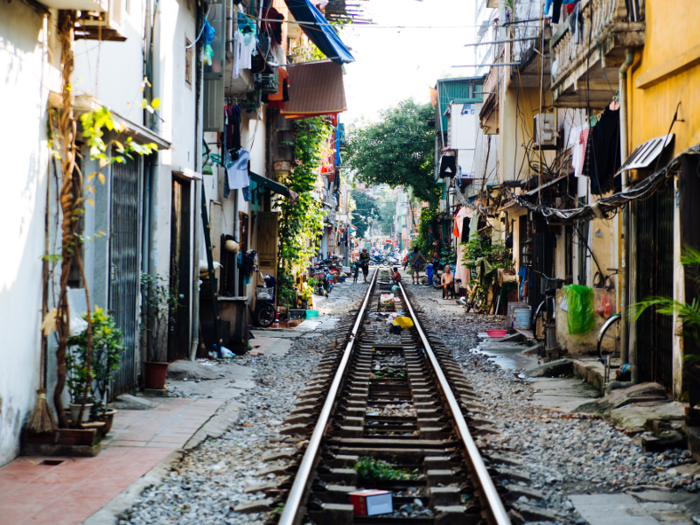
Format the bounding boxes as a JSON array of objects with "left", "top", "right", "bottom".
[{"left": 281, "top": 61, "right": 347, "bottom": 120}]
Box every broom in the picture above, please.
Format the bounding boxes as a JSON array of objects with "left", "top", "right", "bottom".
[{"left": 27, "top": 178, "right": 58, "bottom": 434}]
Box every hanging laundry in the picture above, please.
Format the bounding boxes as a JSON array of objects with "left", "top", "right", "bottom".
[
  {"left": 261, "top": 8, "right": 284, "bottom": 45},
  {"left": 233, "top": 13, "right": 256, "bottom": 79},
  {"left": 567, "top": 125, "right": 586, "bottom": 177},
  {"left": 227, "top": 149, "right": 251, "bottom": 190},
  {"left": 583, "top": 107, "right": 621, "bottom": 195},
  {"left": 225, "top": 104, "right": 242, "bottom": 151}
]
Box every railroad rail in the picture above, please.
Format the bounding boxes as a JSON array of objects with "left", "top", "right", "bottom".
[{"left": 276, "top": 269, "right": 511, "bottom": 525}]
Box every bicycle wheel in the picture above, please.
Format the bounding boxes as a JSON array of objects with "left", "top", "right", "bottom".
[
  {"left": 533, "top": 301, "right": 546, "bottom": 342},
  {"left": 597, "top": 314, "right": 621, "bottom": 358},
  {"left": 257, "top": 304, "right": 277, "bottom": 328}
]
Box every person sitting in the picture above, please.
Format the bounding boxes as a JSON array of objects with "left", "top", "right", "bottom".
[
  {"left": 391, "top": 267, "right": 402, "bottom": 285},
  {"left": 440, "top": 265, "right": 455, "bottom": 299}
]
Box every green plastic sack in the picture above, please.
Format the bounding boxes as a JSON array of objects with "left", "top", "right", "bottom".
[{"left": 563, "top": 285, "right": 595, "bottom": 335}]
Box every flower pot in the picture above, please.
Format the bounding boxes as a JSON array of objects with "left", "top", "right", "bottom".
[
  {"left": 143, "top": 361, "right": 169, "bottom": 390},
  {"left": 69, "top": 403, "right": 94, "bottom": 423},
  {"left": 100, "top": 409, "right": 118, "bottom": 435}
]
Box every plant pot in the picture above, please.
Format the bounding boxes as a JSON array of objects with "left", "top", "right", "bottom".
[
  {"left": 143, "top": 361, "right": 169, "bottom": 390},
  {"left": 100, "top": 409, "right": 118, "bottom": 435},
  {"left": 69, "top": 403, "right": 94, "bottom": 423}
]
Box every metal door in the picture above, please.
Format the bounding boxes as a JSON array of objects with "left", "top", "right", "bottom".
[
  {"left": 635, "top": 184, "right": 674, "bottom": 389},
  {"left": 109, "top": 157, "right": 142, "bottom": 397}
]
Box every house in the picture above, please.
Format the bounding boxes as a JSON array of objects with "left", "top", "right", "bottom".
[{"left": 473, "top": 0, "right": 700, "bottom": 401}]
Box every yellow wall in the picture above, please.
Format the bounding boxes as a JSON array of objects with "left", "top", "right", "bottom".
[{"left": 628, "top": 0, "right": 700, "bottom": 155}]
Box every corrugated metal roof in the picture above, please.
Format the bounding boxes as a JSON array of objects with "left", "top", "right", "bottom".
[
  {"left": 281, "top": 61, "right": 347, "bottom": 119},
  {"left": 435, "top": 77, "right": 485, "bottom": 132}
]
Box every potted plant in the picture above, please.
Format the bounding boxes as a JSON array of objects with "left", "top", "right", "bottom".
[
  {"left": 140, "top": 273, "right": 180, "bottom": 389},
  {"left": 64, "top": 337, "right": 94, "bottom": 424},
  {"left": 66, "top": 309, "right": 125, "bottom": 432},
  {"left": 88, "top": 309, "right": 124, "bottom": 433}
]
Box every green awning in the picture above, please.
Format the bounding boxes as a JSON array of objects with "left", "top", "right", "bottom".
[{"left": 250, "top": 172, "right": 298, "bottom": 201}]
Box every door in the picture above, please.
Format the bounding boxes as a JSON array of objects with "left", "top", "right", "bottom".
[
  {"left": 257, "top": 211, "right": 278, "bottom": 279},
  {"left": 168, "top": 179, "right": 191, "bottom": 361},
  {"left": 635, "top": 184, "right": 674, "bottom": 389},
  {"left": 238, "top": 212, "right": 249, "bottom": 296},
  {"left": 109, "top": 157, "right": 142, "bottom": 397}
]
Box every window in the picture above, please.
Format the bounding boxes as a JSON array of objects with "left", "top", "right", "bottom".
[{"left": 185, "top": 38, "right": 193, "bottom": 87}]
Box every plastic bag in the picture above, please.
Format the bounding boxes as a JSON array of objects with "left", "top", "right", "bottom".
[
  {"left": 563, "top": 284, "right": 595, "bottom": 335},
  {"left": 392, "top": 316, "right": 414, "bottom": 330},
  {"left": 596, "top": 293, "right": 613, "bottom": 318}
]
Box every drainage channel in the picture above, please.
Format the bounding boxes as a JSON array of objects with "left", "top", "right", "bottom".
[{"left": 274, "top": 269, "right": 511, "bottom": 525}]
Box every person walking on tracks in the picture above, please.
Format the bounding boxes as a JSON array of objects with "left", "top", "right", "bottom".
[
  {"left": 408, "top": 246, "right": 426, "bottom": 285},
  {"left": 359, "top": 248, "right": 370, "bottom": 283}
]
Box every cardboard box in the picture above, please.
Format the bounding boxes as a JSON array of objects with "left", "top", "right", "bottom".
[{"left": 349, "top": 490, "right": 393, "bottom": 516}]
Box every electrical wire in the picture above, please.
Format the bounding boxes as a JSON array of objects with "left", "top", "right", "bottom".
[{"left": 507, "top": 145, "right": 700, "bottom": 223}]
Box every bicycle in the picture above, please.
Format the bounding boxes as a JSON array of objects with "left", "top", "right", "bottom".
[
  {"left": 596, "top": 268, "right": 621, "bottom": 359},
  {"left": 532, "top": 272, "right": 565, "bottom": 353}
]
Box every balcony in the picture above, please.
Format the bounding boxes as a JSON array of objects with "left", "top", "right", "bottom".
[{"left": 551, "top": 0, "right": 644, "bottom": 108}]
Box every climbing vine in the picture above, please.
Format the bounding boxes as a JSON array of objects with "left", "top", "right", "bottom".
[
  {"left": 48, "top": 12, "right": 158, "bottom": 427},
  {"left": 275, "top": 117, "right": 332, "bottom": 299}
]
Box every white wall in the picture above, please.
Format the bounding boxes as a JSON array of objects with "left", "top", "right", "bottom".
[{"left": 0, "top": 5, "right": 60, "bottom": 466}]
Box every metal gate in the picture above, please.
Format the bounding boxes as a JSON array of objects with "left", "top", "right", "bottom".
[
  {"left": 109, "top": 157, "right": 142, "bottom": 397},
  {"left": 635, "top": 183, "right": 674, "bottom": 389}
]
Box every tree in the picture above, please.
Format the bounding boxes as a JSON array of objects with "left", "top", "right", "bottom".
[
  {"left": 350, "top": 189, "right": 380, "bottom": 239},
  {"left": 346, "top": 99, "right": 439, "bottom": 207},
  {"left": 374, "top": 187, "right": 398, "bottom": 237}
]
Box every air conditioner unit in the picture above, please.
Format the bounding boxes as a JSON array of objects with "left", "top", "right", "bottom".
[
  {"left": 75, "top": 0, "right": 127, "bottom": 42},
  {"left": 533, "top": 113, "right": 558, "bottom": 149}
]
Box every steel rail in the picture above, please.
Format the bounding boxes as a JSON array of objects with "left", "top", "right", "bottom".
[
  {"left": 278, "top": 268, "right": 379, "bottom": 525},
  {"left": 398, "top": 283, "right": 512, "bottom": 525}
]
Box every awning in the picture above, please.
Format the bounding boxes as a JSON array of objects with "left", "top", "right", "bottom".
[
  {"left": 281, "top": 61, "right": 347, "bottom": 120},
  {"left": 250, "top": 172, "right": 299, "bottom": 201},
  {"left": 283, "top": 0, "right": 354, "bottom": 64}
]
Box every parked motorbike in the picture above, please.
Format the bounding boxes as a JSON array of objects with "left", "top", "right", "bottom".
[{"left": 254, "top": 272, "right": 277, "bottom": 327}]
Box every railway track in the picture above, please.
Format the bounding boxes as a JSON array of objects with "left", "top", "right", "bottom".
[{"left": 273, "top": 269, "right": 511, "bottom": 525}]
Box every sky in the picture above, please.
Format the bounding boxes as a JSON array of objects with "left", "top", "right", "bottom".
[{"left": 338, "top": 0, "right": 480, "bottom": 126}]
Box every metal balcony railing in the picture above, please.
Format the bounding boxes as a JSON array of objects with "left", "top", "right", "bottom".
[{"left": 550, "top": 0, "right": 645, "bottom": 107}]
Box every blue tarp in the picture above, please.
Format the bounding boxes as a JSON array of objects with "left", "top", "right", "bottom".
[{"left": 283, "top": 0, "right": 354, "bottom": 64}]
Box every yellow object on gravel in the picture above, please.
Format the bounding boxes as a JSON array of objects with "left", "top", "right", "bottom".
[{"left": 392, "top": 316, "right": 414, "bottom": 330}]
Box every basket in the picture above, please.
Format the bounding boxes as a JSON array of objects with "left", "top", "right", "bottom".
[{"left": 256, "top": 287, "right": 275, "bottom": 301}]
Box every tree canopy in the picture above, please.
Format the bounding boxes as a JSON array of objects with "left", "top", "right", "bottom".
[
  {"left": 346, "top": 99, "right": 439, "bottom": 207},
  {"left": 349, "top": 189, "right": 381, "bottom": 239}
]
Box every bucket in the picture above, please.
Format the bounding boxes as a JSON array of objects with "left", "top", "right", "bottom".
[{"left": 513, "top": 307, "right": 532, "bottom": 330}]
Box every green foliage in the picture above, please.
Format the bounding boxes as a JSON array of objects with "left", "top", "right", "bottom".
[
  {"left": 462, "top": 232, "right": 513, "bottom": 303},
  {"left": 354, "top": 457, "right": 417, "bottom": 481},
  {"left": 140, "top": 273, "right": 181, "bottom": 362},
  {"left": 377, "top": 192, "right": 397, "bottom": 237},
  {"left": 350, "top": 189, "right": 381, "bottom": 239},
  {"left": 631, "top": 246, "right": 700, "bottom": 364},
  {"left": 415, "top": 205, "right": 438, "bottom": 255},
  {"left": 80, "top": 106, "right": 158, "bottom": 165},
  {"left": 440, "top": 243, "right": 457, "bottom": 267},
  {"left": 275, "top": 117, "right": 331, "bottom": 287},
  {"left": 67, "top": 308, "right": 124, "bottom": 414},
  {"left": 346, "top": 99, "right": 440, "bottom": 207}
]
